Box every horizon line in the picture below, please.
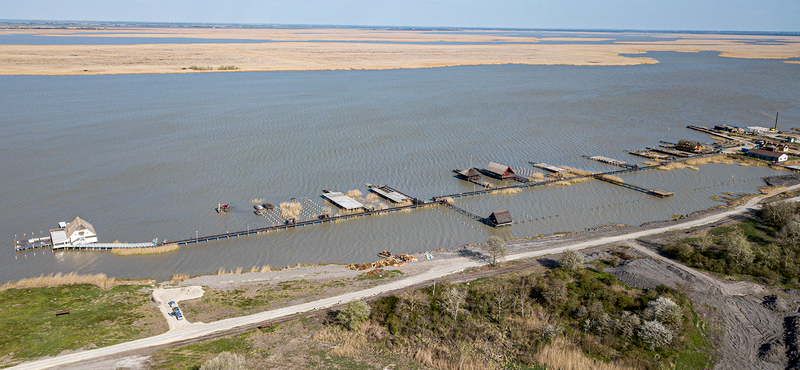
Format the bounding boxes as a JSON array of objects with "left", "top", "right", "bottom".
[{"left": 1, "top": 19, "right": 798, "bottom": 36}]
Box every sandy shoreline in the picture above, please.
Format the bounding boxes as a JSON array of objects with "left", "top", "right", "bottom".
[{"left": 1, "top": 28, "right": 798, "bottom": 75}]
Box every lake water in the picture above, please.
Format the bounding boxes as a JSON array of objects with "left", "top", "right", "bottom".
[{"left": 1, "top": 51, "right": 798, "bottom": 283}]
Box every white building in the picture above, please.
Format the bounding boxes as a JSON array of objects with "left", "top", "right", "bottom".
[{"left": 50, "top": 217, "right": 97, "bottom": 248}]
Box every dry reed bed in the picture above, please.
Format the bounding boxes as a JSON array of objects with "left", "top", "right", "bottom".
[
  {"left": 279, "top": 201, "right": 303, "bottom": 219},
  {"left": 110, "top": 243, "right": 178, "bottom": 255},
  {"left": 0, "top": 272, "right": 116, "bottom": 290}
]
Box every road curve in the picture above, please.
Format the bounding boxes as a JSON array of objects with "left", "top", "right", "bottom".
[{"left": 11, "top": 184, "right": 800, "bottom": 370}]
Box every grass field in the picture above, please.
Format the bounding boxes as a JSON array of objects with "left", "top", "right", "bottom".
[{"left": 0, "top": 284, "right": 166, "bottom": 367}]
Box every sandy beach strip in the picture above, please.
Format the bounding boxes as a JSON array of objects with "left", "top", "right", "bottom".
[{"left": 0, "top": 28, "right": 798, "bottom": 75}]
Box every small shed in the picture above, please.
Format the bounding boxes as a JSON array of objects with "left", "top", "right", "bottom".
[
  {"left": 456, "top": 168, "right": 481, "bottom": 181},
  {"left": 482, "top": 162, "right": 515, "bottom": 179},
  {"left": 489, "top": 210, "right": 513, "bottom": 227}
]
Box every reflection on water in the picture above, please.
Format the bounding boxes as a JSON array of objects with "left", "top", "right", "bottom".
[{"left": 1, "top": 51, "right": 799, "bottom": 282}]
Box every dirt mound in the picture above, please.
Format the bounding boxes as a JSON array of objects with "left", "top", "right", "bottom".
[
  {"left": 764, "top": 295, "right": 794, "bottom": 313},
  {"left": 605, "top": 258, "right": 683, "bottom": 290}
]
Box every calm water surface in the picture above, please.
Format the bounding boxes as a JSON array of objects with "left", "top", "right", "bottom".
[{"left": 1, "top": 51, "right": 798, "bottom": 282}]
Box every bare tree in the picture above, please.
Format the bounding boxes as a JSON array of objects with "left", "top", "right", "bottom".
[
  {"left": 444, "top": 287, "right": 468, "bottom": 320},
  {"left": 493, "top": 284, "right": 508, "bottom": 320},
  {"left": 482, "top": 236, "right": 508, "bottom": 265}
]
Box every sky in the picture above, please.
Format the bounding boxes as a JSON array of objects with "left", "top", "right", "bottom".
[{"left": 1, "top": 0, "right": 799, "bottom": 32}]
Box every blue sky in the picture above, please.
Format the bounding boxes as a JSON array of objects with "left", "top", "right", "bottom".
[{"left": 2, "top": 0, "right": 798, "bottom": 32}]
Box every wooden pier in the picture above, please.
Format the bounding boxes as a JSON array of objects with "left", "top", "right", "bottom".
[
  {"left": 594, "top": 175, "right": 673, "bottom": 197},
  {"left": 687, "top": 125, "right": 740, "bottom": 142},
  {"left": 441, "top": 203, "right": 491, "bottom": 226},
  {"left": 173, "top": 201, "right": 437, "bottom": 246}
]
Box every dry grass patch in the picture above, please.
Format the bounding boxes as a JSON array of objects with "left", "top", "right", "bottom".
[
  {"left": 346, "top": 189, "right": 363, "bottom": 199},
  {"left": 657, "top": 162, "right": 699, "bottom": 171},
  {"left": 527, "top": 171, "right": 545, "bottom": 180},
  {"left": 0, "top": 272, "right": 116, "bottom": 290},
  {"left": 110, "top": 243, "right": 178, "bottom": 255},
  {"left": 535, "top": 337, "right": 635, "bottom": 370},
  {"left": 279, "top": 201, "right": 303, "bottom": 220},
  {"left": 599, "top": 174, "right": 624, "bottom": 182},
  {"left": 495, "top": 187, "right": 522, "bottom": 195},
  {"left": 684, "top": 155, "right": 735, "bottom": 166}
]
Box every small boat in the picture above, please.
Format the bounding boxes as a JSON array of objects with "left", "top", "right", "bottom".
[
  {"left": 254, "top": 204, "right": 265, "bottom": 211},
  {"left": 263, "top": 203, "right": 274, "bottom": 210},
  {"left": 216, "top": 203, "right": 233, "bottom": 213},
  {"left": 378, "top": 250, "right": 392, "bottom": 258}
]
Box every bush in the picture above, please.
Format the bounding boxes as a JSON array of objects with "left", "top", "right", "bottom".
[
  {"left": 642, "top": 297, "right": 683, "bottom": 330},
  {"left": 336, "top": 300, "right": 371, "bottom": 330},
  {"left": 558, "top": 249, "right": 584, "bottom": 271},
  {"left": 638, "top": 320, "right": 673, "bottom": 350},
  {"left": 199, "top": 352, "right": 246, "bottom": 370}
]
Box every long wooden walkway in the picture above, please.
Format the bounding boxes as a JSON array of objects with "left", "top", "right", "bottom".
[
  {"left": 173, "top": 201, "right": 435, "bottom": 246},
  {"left": 440, "top": 203, "right": 490, "bottom": 225}
]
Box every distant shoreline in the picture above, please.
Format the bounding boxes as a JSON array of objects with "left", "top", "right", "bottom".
[{"left": 0, "top": 27, "right": 798, "bottom": 76}]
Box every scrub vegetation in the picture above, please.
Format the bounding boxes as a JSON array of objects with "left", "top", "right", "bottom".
[{"left": 664, "top": 200, "right": 800, "bottom": 287}]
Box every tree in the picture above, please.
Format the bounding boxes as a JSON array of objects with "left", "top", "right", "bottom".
[
  {"left": 336, "top": 300, "right": 372, "bottom": 330},
  {"left": 638, "top": 320, "right": 674, "bottom": 350},
  {"left": 724, "top": 233, "right": 754, "bottom": 270},
  {"left": 483, "top": 236, "right": 507, "bottom": 265},
  {"left": 443, "top": 287, "right": 467, "bottom": 320},
  {"left": 199, "top": 352, "right": 246, "bottom": 370},
  {"left": 761, "top": 201, "right": 796, "bottom": 226},
  {"left": 762, "top": 243, "right": 781, "bottom": 270},
  {"left": 558, "top": 249, "right": 584, "bottom": 271},
  {"left": 778, "top": 218, "right": 800, "bottom": 247}
]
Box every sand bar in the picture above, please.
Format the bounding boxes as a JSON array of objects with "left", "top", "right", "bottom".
[{"left": 0, "top": 28, "right": 798, "bottom": 75}]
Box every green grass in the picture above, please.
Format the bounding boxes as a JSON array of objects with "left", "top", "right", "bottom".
[
  {"left": 671, "top": 303, "right": 716, "bottom": 369},
  {"left": 152, "top": 332, "right": 255, "bottom": 370},
  {"left": 0, "top": 284, "right": 162, "bottom": 364},
  {"left": 357, "top": 270, "right": 403, "bottom": 280}
]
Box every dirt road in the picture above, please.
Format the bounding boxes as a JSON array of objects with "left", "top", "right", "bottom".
[{"left": 10, "top": 184, "right": 800, "bottom": 370}]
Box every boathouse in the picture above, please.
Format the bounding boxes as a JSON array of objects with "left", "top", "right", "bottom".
[
  {"left": 482, "top": 162, "right": 515, "bottom": 179},
  {"left": 677, "top": 139, "right": 703, "bottom": 153},
  {"left": 49, "top": 217, "right": 97, "bottom": 248},
  {"left": 488, "top": 210, "right": 513, "bottom": 227},
  {"left": 456, "top": 168, "right": 481, "bottom": 181},
  {"left": 747, "top": 149, "right": 788, "bottom": 163}
]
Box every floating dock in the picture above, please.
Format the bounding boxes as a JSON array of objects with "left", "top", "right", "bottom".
[
  {"left": 628, "top": 150, "right": 671, "bottom": 161},
  {"left": 322, "top": 191, "right": 365, "bottom": 210},
  {"left": 529, "top": 162, "right": 567, "bottom": 173},
  {"left": 52, "top": 242, "right": 157, "bottom": 251},
  {"left": 648, "top": 147, "right": 693, "bottom": 158},
  {"left": 366, "top": 184, "right": 411, "bottom": 203},
  {"left": 14, "top": 236, "right": 52, "bottom": 251},
  {"left": 583, "top": 155, "right": 636, "bottom": 169}
]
